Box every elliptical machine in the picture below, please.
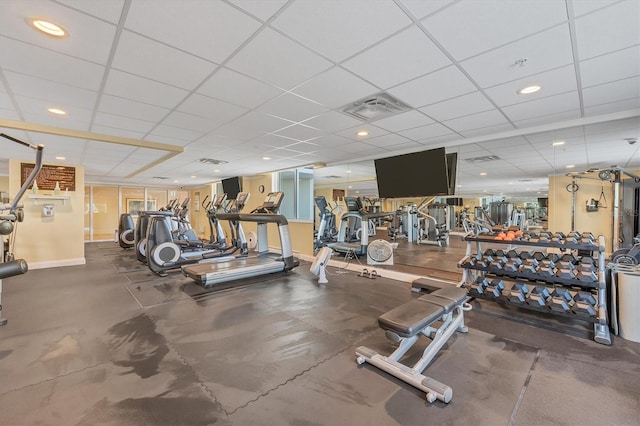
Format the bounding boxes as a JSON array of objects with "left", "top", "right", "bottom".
[
  {"left": 0, "top": 133, "right": 44, "bottom": 326},
  {"left": 314, "top": 196, "right": 338, "bottom": 249}
]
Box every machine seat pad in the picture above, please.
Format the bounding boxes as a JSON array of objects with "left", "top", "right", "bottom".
[
  {"left": 378, "top": 299, "right": 444, "bottom": 338},
  {"left": 418, "top": 287, "right": 467, "bottom": 314}
]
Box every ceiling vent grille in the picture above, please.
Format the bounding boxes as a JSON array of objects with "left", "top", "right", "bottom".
[
  {"left": 342, "top": 92, "right": 410, "bottom": 122},
  {"left": 199, "top": 158, "right": 228, "bottom": 165},
  {"left": 464, "top": 155, "right": 501, "bottom": 163},
  {"left": 152, "top": 176, "right": 169, "bottom": 180}
]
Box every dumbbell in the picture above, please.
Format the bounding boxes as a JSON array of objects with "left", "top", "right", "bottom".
[
  {"left": 572, "top": 291, "right": 598, "bottom": 317},
  {"left": 506, "top": 249, "right": 519, "bottom": 259},
  {"left": 469, "top": 276, "right": 489, "bottom": 296},
  {"left": 485, "top": 279, "right": 505, "bottom": 298},
  {"left": 518, "top": 250, "right": 532, "bottom": 260},
  {"left": 495, "top": 249, "right": 506, "bottom": 257},
  {"left": 549, "top": 288, "right": 574, "bottom": 312},
  {"left": 565, "top": 231, "right": 580, "bottom": 244},
  {"left": 538, "top": 232, "right": 552, "bottom": 243},
  {"left": 532, "top": 251, "right": 547, "bottom": 261},
  {"left": 576, "top": 261, "right": 598, "bottom": 282},
  {"left": 556, "top": 253, "right": 578, "bottom": 279},
  {"left": 484, "top": 249, "right": 496, "bottom": 257},
  {"left": 551, "top": 232, "right": 566, "bottom": 244},
  {"left": 509, "top": 282, "right": 529, "bottom": 304},
  {"left": 579, "top": 232, "right": 595, "bottom": 245},
  {"left": 528, "top": 286, "right": 551, "bottom": 307},
  {"left": 537, "top": 257, "right": 556, "bottom": 276},
  {"left": 503, "top": 257, "right": 523, "bottom": 272},
  {"left": 460, "top": 254, "right": 477, "bottom": 268},
  {"left": 521, "top": 258, "right": 539, "bottom": 274}
]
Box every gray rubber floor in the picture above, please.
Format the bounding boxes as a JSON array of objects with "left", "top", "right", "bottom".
[{"left": 0, "top": 242, "right": 638, "bottom": 425}]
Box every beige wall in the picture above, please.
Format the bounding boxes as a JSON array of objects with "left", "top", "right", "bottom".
[
  {"left": 0, "top": 176, "right": 8, "bottom": 193},
  {"left": 9, "top": 159, "right": 85, "bottom": 268},
  {"left": 548, "top": 174, "right": 615, "bottom": 253},
  {"left": 189, "top": 184, "right": 214, "bottom": 239}
]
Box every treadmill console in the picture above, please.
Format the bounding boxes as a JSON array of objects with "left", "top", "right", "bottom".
[
  {"left": 233, "top": 192, "right": 250, "bottom": 212},
  {"left": 253, "top": 192, "right": 284, "bottom": 213},
  {"left": 314, "top": 196, "right": 328, "bottom": 213},
  {"left": 344, "top": 196, "right": 364, "bottom": 213},
  {"left": 213, "top": 193, "right": 227, "bottom": 209}
]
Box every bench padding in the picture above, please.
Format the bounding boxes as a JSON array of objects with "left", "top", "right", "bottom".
[{"left": 378, "top": 287, "right": 467, "bottom": 338}]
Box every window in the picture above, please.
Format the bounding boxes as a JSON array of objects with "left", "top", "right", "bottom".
[{"left": 277, "top": 168, "right": 314, "bottom": 220}]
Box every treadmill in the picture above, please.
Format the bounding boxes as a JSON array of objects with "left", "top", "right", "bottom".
[
  {"left": 181, "top": 192, "right": 299, "bottom": 287},
  {"left": 328, "top": 196, "right": 395, "bottom": 256}
]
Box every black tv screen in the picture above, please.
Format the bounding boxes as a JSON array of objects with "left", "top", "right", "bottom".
[
  {"left": 222, "top": 177, "right": 241, "bottom": 199},
  {"left": 375, "top": 148, "right": 449, "bottom": 198},
  {"left": 446, "top": 153, "right": 457, "bottom": 195}
]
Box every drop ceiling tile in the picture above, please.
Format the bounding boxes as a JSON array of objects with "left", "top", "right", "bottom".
[
  {"left": 503, "top": 91, "right": 580, "bottom": 122},
  {"left": 312, "top": 134, "right": 355, "bottom": 149},
  {"left": 301, "top": 111, "right": 363, "bottom": 132},
  {"left": 97, "top": 94, "right": 170, "bottom": 122},
  {"left": 342, "top": 26, "right": 451, "bottom": 89},
  {"left": 257, "top": 93, "right": 329, "bottom": 122},
  {"left": 90, "top": 125, "right": 146, "bottom": 140},
  {"left": 197, "top": 67, "right": 282, "bottom": 109},
  {"left": 334, "top": 125, "right": 389, "bottom": 141},
  {"left": 252, "top": 133, "right": 300, "bottom": 149},
  {"left": 388, "top": 65, "right": 477, "bottom": 108},
  {"left": 575, "top": 0, "right": 640, "bottom": 60},
  {"left": 292, "top": 67, "right": 378, "bottom": 108},
  {"left": 103, "top": 69, "right": 188, "bottom": 109},
  {"left": 215, "top": 111, "right": 292, "bottom": 141},
  {"left": 280, "top": 141, "right": 320, "bottom": 154},
  {"left": 22, "top": 112, "right": 90, "bottom": 131},
  {"left": 337, "top": 142, "right": 388, "bottom": 156},
  {"left": 370, "top": 110, "right": 434, "bottom": 133},
  {"left": 271, "top": 0, "right": 411, "bottom": 62},
  {"left": 4, "top": 72, "right": 98, "bottom": 110},
  {"left": 55, "top": 0, "right": 125, "bottom": 23},
  {"left": 12, "top": 95, "right": 91, "bottom": 122},
  {"left": 178, "top": 93, "right": 248, "bottom": 126},
  {"left": 584, "top": 98, "right": 640, "bottom": 116},
  {"left": 228, "top": 0, "right": 288, "bottom": 21},
  {"left": 143, "top": 134, "right": 191, "bottom": 147},
  {"left": 271, "top": 124, "right": 322, "bottom": 142},
  {"left": 226, "top": 28, "right": 332, "bottom": 90},
  {"left": 484, "top": 65, "right": 578, "bottom": 107},
  {"left": 365, "top": 133, "right": 414, "bottom": 148},
  {"left": 149, "top": 124, "right": 203, "bottom": 142},
  {"left": 582, "top": 77, "right": 640, "bottom": 107},
  {"left": 398, "top": 122, "right": 453, "bottom": 141},
  {"left": 125, "top": 0, "right": 260, "bottom": 63},
  {"left": 399, "top": 0, "right": 454, "bottom": 19},
  {"left": 461, "top": 25, "right": 574, "bottom": 90},
  {"left": 513, "top": 108, "right": 582, "bottom": 129},
  {"left": 444, "top": 110, "right": 510, "bottom": 132},
  {"left": 93, "top": 111, "right": 155, "bottom": 133},
  {"left": 580, "top": 46, "right": 640, "bottom": 88},
  {"left": 0, "top": 1, "right": 117, "bottom": 64},
  {"left": 572, "top": 0, "right": 620, "bottom": 17},
  {"left": 0, "top": 38, "right": 105, "bottom": 91},
  {"left": 458, "top": 123, "right": 516, "bottom": 138},
  {"left": 423, "top": 0, "right": 567, "bottom": 60},
  {"left": 419, "top": 91, "right": 495, "bottom": 121},
  {"left": 112, "top": 30, "right": 216, "bottom": 90},
  {"left": 162, "top": 111, "right": 219, "bottom": 134},
  {"left": 0, "top": 108, "right": 21, "bottom": 121}
]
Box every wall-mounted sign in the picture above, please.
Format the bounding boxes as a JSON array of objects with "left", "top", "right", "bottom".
[
  {"left": 21, "top": 163, "right": 76, "bottom": 191},
  {"left": 333, "top": 189, "right": 345, "bottom": 201}
]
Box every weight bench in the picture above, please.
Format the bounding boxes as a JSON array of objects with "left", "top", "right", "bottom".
[{"left": 355, "top": 286, "right": 470, "bottom": 403}]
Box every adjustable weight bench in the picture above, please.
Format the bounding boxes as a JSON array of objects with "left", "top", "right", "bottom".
[{"left": 355, "top": 286, "right": 470, "bottom": 404}]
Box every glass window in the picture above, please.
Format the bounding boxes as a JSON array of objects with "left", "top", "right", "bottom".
[{"left": 276, "top": 168, "right": 313, "bottom": 220}]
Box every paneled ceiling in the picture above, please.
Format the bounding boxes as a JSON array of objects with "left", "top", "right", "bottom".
[{"left": 0, "top": 0, "right": 638, "bottom": 197}]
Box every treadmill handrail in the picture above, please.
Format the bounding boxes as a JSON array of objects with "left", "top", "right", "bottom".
[{"left": 216, "top": 212, "right": 289, "bottom": 226}]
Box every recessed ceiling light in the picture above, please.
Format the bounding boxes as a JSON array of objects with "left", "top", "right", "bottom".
[
  {"left": 28, "top": 18, "right": 68, "bottom": 38},
  {"left": 55, "top": 156, "right": 65, "bottom": 160},
  {"left": 457, "top": 184, "right": 461, "bottom": 187},
  {"left": 356, "top": 130, "right": 368, "bottom": 137},
  {"left": 480, "top": 172, "right": 487, "bottom": 176},
  {"left": 508, "top": 182, "right": 513, "bottom": 185},
  {"left": 518, "top": 85, "right": 541, "bottom": 95},
  {"left": 356, "top": 190, "right": 360, "bottom": 194},
  {"left": 346, "top": 170, "right": 351, "bottom": 174},
  {"left": 213, "top": 169, "right": 220, "bottom": 173},
  {"left": 348, "top": 185, "right": 353, "bottom": 189},
  {"left": 48, "top": 108, "right": 66, "bottom": 115},
  {"left": 190, "top": 175, "right": 196, "bottom": 179},
  {"left": 173, "top": 180, "right": 179, "bottom": 183},
  {"left": 566, "top": 164, "right": 575, "bottom": 168},
  {"left": 552, "top": 141, "right": 565, "bottom": 146},
  {"left": 262, "top": 156, "right": 271, "bottom": 160}
]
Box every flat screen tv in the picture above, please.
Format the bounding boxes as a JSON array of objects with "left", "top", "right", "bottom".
[
  {"left": 221, "top": 177, "right": 242, "bottom": 199},
  {"left": 374, "top": 148, "right": 449, "bottom": 198}
]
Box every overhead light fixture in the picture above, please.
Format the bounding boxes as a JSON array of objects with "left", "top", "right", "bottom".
[
  {"left": 566, "top": 165, "right": 575, "bottom": 168},
  {"left": 348, "top": 185, "right": 353, "bottom": 189},
  {"left": 55, "top": 156, "right": 65, "bottom": 160},
  {"left": 48, "top": 107, "right": 66, "bottom": 115},
  {"left": 213, "top": 169, "right": 220, "bottom": 173},
  {"left": 173, "top": 180, "right": 179, "bottom": 183},
  {"left": 190, "top": 175, "right": 196, "bottom": 179},
  {"left": 262, "top": 156, "right": 271, "bottom": 160},
  {"left": 552, "top": 141, "right": 565, "bottom": 146},
  {"left": 199, "top": 158, "right": 227, "bottom": 165},
  {"left": 480, "top": 172, "right": 487, "bottom": 176},
  {"left": 346, "top": 170, "right": 352, "bottom": 174},
  {"left": 517, "top": 85, "right": 541, "bottom": 95},
  {"left": 356, "top": 130, "right": 368, "bottom": 137},
  {"left": 28, "top": 18, "right": 68, "bottom": 38}
]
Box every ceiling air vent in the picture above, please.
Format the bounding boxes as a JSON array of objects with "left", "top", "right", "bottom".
[
  {"left": 199, "top": 158, "right": 228, "bottom": 165},
  {"left": 464, "top": 155, "right": 501, "bottom": 163},
  {"left": 342, "top": 92, "right": 410, "bottom": 122},
  {"left": 152, "top": 176, "right": 169, "bottom": 180}
]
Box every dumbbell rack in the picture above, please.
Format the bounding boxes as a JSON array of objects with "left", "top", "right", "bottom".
[{"left": 458, "top": 233, "right": 611, "bottom": 345}]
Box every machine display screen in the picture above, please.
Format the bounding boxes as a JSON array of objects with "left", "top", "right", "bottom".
[{"left": 374, "top": 147, "right": 449, "bottom": 198}]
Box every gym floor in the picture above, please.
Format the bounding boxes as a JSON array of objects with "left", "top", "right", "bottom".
[{"left": 0, "top": 241, "right": 638, "bottom": 425}]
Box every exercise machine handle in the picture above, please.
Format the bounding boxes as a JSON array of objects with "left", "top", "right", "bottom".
[{"left": 0, "top": 133, "right": 44, "bottom": 212}]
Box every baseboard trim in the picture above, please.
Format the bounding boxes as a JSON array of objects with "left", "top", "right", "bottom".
[{"left": 28, "top": 258, "right": 86, "bottom": 270}]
